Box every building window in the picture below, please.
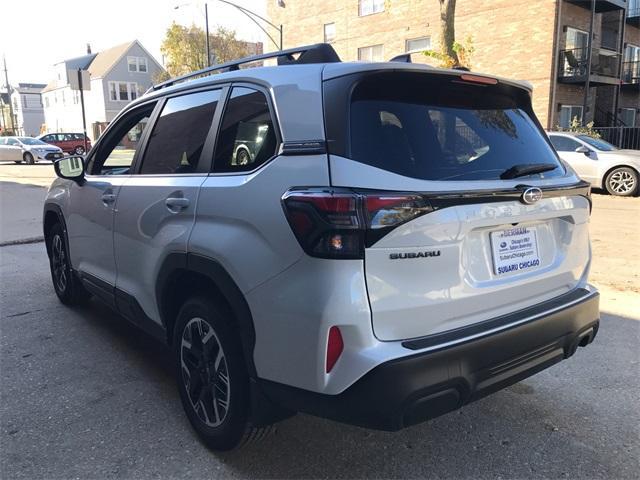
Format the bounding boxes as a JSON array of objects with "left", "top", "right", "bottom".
[
  {"left": 561, "top": 27, "right": 589, "bottom": 76},
  {"left": 109, "top": 81, "right": 139, "bottom": 101},
  {"left": 405, "top": 37, "right": 431, "bottom": 53},
  {"left": 623, "top": 44, "right": 640, "bottom": 84},
  {"left": 44, "top": 97, "right": 50, "bottom": 108},
  {"left": 127, "top": 56, "right": 148, "bottom": 73},
  {"left": 359, "top": 0, "right": 384, "bottom": 16},
  {"left": 620, "top": 108, "right": 636, "bottom": 127},
  {"left": 324, "top": 23, "right": 336, "bottom": 43},
  {"left": 559, "top": 105, "right": 583, "bottom": 128},
  {"left": 358, "top": 44, "right": 384, "bottom": 62}
]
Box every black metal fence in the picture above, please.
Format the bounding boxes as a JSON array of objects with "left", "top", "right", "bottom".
[{"left": 591, "top": 127, "right": 640, "bottom": 150}]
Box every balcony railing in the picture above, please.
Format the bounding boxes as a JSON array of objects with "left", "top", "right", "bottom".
[
  {"left": 559, "top": 48, "right": 621, "bottom": 80},
  {"left": 622, "top": 60, "right": 640, "bottom": 84}
]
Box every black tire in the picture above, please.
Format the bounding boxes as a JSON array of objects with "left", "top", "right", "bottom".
[
  {"left": 23, "top": 152, "right": 35, "bottom": 165},
  {"left": 173, "top": 296, "right": 267, "bottom": 450},
  {"left": 604, "top": 167, "right": 638, "bottom": 197},
  {"left": 47, "top": 223, "right": 91, "bottom": 305},
  {"left": 74, "top": 145, "right": 85, "bottom": 155}
]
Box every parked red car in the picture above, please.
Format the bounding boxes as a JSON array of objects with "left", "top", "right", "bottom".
[{"left": 38, "top": 133, "right": 92, "bottom": 155}]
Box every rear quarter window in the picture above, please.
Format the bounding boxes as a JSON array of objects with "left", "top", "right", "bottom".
[{"left": 330, "top": 72, "right": 564, "bottom": 181}]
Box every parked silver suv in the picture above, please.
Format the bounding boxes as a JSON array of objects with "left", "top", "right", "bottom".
[{"left": 44, "top": 44, "right": 600, "bottom": 451}]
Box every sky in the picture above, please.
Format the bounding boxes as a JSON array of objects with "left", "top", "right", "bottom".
[{"left": 1, "top": 0, "right": 267, "bottom": 86}]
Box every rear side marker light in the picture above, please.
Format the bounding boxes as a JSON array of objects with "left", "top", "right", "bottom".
[
  {"left": 326, "top": 326, "right": 344, "bottom": 373},
  {"left": 282, "top": 189, "right": 432, "bottom": 259}
]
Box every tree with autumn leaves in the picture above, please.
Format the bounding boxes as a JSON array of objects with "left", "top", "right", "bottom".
[{"left": 155, "top": 22, "right": 253, "bottom": 82}]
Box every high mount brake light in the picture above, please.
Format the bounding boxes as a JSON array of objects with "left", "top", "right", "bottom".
[
  {"left": 459, "top": 74, "right": 498, "bottom": 85},
  {"left": 282, "top": 189, "right": 433, "bottom": 259}
]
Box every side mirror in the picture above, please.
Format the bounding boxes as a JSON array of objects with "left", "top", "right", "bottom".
[
  {"left": 54, "top": 155, "right": 85, "bottom": 181},
  {"left": 575, "top": 145, "right": 591, "bottom": 156}
]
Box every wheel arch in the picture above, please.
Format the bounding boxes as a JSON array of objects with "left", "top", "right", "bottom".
[
  {"left": 601, "top": 164, "right": 639, "bottom": 191},
  {"left": 43, "top": 203, "right": 67, "bottom": 257},
  {"left": 156, "top": 252, "right": 258, "bottom": 378}
]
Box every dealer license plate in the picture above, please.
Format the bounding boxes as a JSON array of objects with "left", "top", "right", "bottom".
[{"left": 490, "top": 226, "right": 541, "bottom": 276}]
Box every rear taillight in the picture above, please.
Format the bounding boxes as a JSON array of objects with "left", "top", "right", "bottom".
[{"left": 282, "top": 188, "right": 432, "bottom": 259}]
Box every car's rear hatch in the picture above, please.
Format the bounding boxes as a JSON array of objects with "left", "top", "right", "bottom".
[{"left": 322, "top": 67, "right": 592, "bottom": 342}]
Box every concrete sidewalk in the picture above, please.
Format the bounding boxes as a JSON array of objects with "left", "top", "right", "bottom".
[{"left": 0, "top": 182, "right": 47, "bottom": 246}]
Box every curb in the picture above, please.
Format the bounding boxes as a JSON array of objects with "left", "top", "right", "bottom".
[{"left": 0, "top": 236, "right": 45, "bottom": 247}]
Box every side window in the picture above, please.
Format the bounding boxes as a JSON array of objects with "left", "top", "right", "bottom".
[
  {"left": 41, "top": 135, "right": 51, "bottom": 142},
  {"left": 7, "top": 138, "right": 18, "bottom": 146},
  {"left": 139, "top": 89, "right": 220, "bottom": 174},
  {"left": 550, "top": 136, "right": 580, "bottom": 152},
  {"left": 88, "top": 103, "right": 155, "bottom": 175},
  {"left": 0, "top": 138, "right": 6, "bottom": 145},
  {"left": 213, "top": 87, "right": 277, "bottom": 173}
]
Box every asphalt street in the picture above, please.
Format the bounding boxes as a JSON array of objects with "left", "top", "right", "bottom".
[
  {"left": 0, "top": 182, "right": 47, "bottom": 245},
  {"left": 1, "top": 244, "right": 639, "bottom": 479}
]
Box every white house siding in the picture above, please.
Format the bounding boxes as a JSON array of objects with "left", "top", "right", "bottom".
[
  {"left": 43, "top": 86, "right": 84, "bottom": 135},
  {"left": 11, "top": 90, "right": 45, "bottom": 137},
  {"left": 102, "top": 43, "right": 163, "bottom": 123},
  {"left": 42, "top": 41, "right": 164, "bottom": 142}
]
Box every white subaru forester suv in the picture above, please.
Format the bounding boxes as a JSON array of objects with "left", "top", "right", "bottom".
[{"left": 44, "top": 44, "right": 600, "bottom": 450}]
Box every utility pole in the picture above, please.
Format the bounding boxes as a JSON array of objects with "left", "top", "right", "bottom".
[
  {"left": 3, "top": 55, "right": 16, "bottom": 135},
  {"left": 77, "top": 69, "right": 88, "bottom": 153},
  {"left": 205, "top": 3, "right": 211, "bottom": 66}
]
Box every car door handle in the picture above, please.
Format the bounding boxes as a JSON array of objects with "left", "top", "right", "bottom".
[
  {"left": 165, "top": 197, "right": 190, "bottom": 211},
  {"left": 101, "top": 193, "right": 117, "bottom": 205}
]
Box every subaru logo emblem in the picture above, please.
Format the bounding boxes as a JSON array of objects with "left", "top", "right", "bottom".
[{"left": 521, "top": 187, "right": 543, "bottom": 205}]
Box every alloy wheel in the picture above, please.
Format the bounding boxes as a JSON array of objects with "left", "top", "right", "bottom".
[
  {"left": 608, "top": 170, "right": 636, "bottom": 195},
  {"left": 51, "top": 234, "right": 68, "bottom": 292},
  {"left": 180, "top": 317, "right": 230, "bottom": 427}
]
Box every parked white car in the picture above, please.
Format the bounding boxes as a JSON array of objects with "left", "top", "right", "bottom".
[
  {"left": 548, "top": 132, "right": 640, "bottom": 196},
  {"left": 0, "top": 136, "right": 64, "bottom": 164}
]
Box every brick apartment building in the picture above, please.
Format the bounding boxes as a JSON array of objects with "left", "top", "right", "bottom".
[{"left": 267, "top": 0, "right": 640, "bottom": 131}]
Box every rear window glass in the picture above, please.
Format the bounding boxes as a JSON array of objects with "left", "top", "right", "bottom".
[{"left": 349, "top": 73, "right": 564, "bottom": 181}]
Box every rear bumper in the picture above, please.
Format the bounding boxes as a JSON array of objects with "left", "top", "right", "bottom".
[{"left": 260, "top": 287, "right": 599, "bottom": 431}]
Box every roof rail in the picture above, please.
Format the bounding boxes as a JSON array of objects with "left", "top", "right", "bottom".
[{"left": 150, "top": 43, "right": 341, "bottom": 92}]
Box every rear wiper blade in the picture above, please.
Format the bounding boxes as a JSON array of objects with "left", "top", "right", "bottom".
[{"left": 500, "top": 163, "right": 558, "bottom": 180}]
